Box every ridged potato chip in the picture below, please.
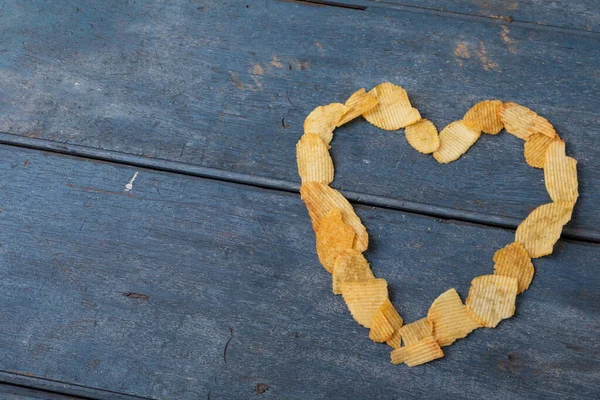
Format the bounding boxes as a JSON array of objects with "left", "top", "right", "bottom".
[
  {"left": 296, "top": 133, "right": 334, "bottom": 184},
  {"left": 463, "top": 100, "right": 503, "bottom": 134},
  {"left": 304, "top": 103, "right": 349, "bottom": 144},
  {"left": 493, "top": 242, "right": 534, "bottom": 294},
  {"left": 337, "top": 88, "right": 378, "bottom": 127},
  {"left": 332, "top": 249, "right": 374, "bottom": 294},
  {"left": 363, "top": 82, "right": 421, "bottom": 130},
  {"left": 433, "top": 121, "right": 481, "bottom": 164},
  {"left": 499, "top": 102, "right": 556, "bottom": 140},
  {"left": 386, "top": 329, "right": 402, "bottom": 349},
  {"left": 341, "top": 278, "right": 388, "bottom": 328},
  {"left": 466, "top": 275, "right": 518, "bottom": 328},
  {"left": 399, "top": 318, "right": 433, "bottom": 346},
  {"left": 371, "top": 299, "right": 403, "bottom": 343},
  {"left": 405, "top": 119, "right": 440, "bottom": 154},
  {"left": 369, "top": 304, "right": 396, "bottom": 343},
  {"left": 379, "top": 299, "right": 403, "bottom": 332},
  {"left": 297, "top": 89, "right": 580, "bottom": 367},
  {"left": 300, "top": 182, "right": 368, "bottom": 251},
  {"left": 544, "top": 140, "right": 578, "bottom": 203},
  {"left": 390, "top": 336, "right": 444, "bottom": 367},
  {"left": 524, "top": 132, "right": 558, "bottom": 169},
  {"left": 315, "top": 209, "right": 355, "bottom": 273},
  {"left": 427, "top": 288, "right": 482, "bottom": 346},
  {"left": 515, "top": 202, "right": 573, "bottom": 258}
]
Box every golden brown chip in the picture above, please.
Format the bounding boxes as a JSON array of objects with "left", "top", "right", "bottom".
[
  {"left": 379, "top": 299, "right": 403, "bottom": 332},
  {"left": 341, "top": 278, "right": 388, "bottom": 328},
  {"left": 427, "top": 288, "right": 482, "bottom": 346},
  {"left": 337, "top": 88, "right": 379, "bottom": 127},
  {"left": 463, "top": 100, "right": 504, "bottom": 135},
  {"left": 493, "top": 242, "right": 535, "bottom": 294},
  {"left": 300, "top": 182, "right": 368, "bottom": 251},
  {"left": 515, "top": 202, "right": 573, "bottom": 258},
  {"left": 296, "top": 133, "right": 334, "bottom": 184},
  {"left": 399, "top": 318, "right": 433, "bottom": 346},
  {"left": 466, "top": 275, "right": 518, "bottom": 328},
  {"left": 390, "top": 336, "right": 444, "bottom": 367},
  {"left": 304, "top": 103, "right": 349, "bottom": 144},
  {"left": 386, "top": 329, "right": 402, "bottom": 349},
  {"left": 362, "top": 82, "right": 421, "bottom": 130},
  {"left": 315, "top": 209, "right": 355, "bottom": 273},
  {"left": 331, "top": 249, "right": 374, "bottom": 294},
  {"left": 369, "top": 306, "right": 395, "bottom": 343},
  {"left": 433, "top": 120, "right": 481, "bottom": 164},
  {"left": 405, "top": 119, "right": 440, "bottom": 154},
  {"left": 524, "top": 132, "right": 559, "bottom": 169},
  {"left": 499, "top": 102, "right": 557, "bottom": 140},
  {"left": 544, "top": 140, "right": 579, "bottom": 203},
  {"left": 382, "top": 300, "right": 406, "bottom": 349}
]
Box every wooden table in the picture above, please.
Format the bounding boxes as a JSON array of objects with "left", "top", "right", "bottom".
[{"left": 0, "top": 1, "right": 598, "bottom": 398}]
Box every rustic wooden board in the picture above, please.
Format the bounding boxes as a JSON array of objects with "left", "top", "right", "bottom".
[
  {"left": 350, "top": 0, "right": 599, "bottom": 31},
  {"left": 0, "top": 146, "right": 597, "bottom": 399},
  {"left": 1, "top": 0, "right": 599, "bottom": 240},
  {"left": 0, "top": 383, "right": 85, "bottom": 400}
]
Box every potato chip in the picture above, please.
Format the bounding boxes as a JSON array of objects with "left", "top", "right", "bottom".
[
  {"left": 300, "top": 182, "right": 368, "bottom": 251},
  {"left": 332, "top": 249, "right": 374, "bottom": 294},
  {"left": 390, "top": 336, "right": 444, "bottom": 367},
  {"left": 433, "top": 120, "right": 481, "bottom": 164},
  {"left": 427, "top": 288, "right": 482, "bottom": 346},
  {"left": 499, "top": 102, "right": 557, "bottom": 140},
  {"left": 466, "top": 275, "right": 518, "bottom": 328},
  {"left": 362, "top": 82, "right": 421, "bottom": 130},
  {"left": 386, "top": 329, "right": 402, "bottom": 349},
  {"left": 341, "top": 278, "right": 388, "bottom": 328},
  {"left": 369, "top": 306, "right": 395, "bottom": 343},
  {"left": 405, "top": 119, "right": 440, "bottom": 154},
  {"left": 399, "top": 318, "right": 433, "bottom": 346},
  {"left": 463, "top": 100, "right": 503, "bottom": 135},
  {"left": 383, "top": 306, "right": 408, "bottom": 349},
  {"left": 544, "top": 140, "right": 578, "bottom": 203},
  {"left": 515, "top": 202, "right": 573, "bottom": 258},
  {"left": 296, "top": 133, "right": 334, "bottom": 184},
  {"left": 315, "top": 209, "right": 355, "bottom": 273},
  {"left": 337, "top": 88, "right": 379, "bottom": 127},
  {"left": 304, "top": 103, "right": 349, "bottom": 144},
  {"left": 493, "top": 242, "right": 534, "bottom": 294},
  {"left": 379, "top": 299, "right": 403, "bottom": 332},
  {"left": 296, "top": 86, "right": 580, "bottom": 366},
  {"left": 524, "top": 132, "right": 559, "bottom": 169}
]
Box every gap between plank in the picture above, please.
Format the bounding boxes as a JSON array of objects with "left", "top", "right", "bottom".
[
  {"left": 279, "top": 0, "right": 366, "bottom": 10},
  {"left": 0, "top": 382, "right": 90, "bottom": 400},
  {"left": 0, "top": 370, "right": 156, "bottom": 400},
  {"left": 283, "top": 0, "right": 599, "bottom": 36},
  {"left": 0, "top": 131, "right": 598, "bottom": 244},
  {"left": 370, "top": 1, "right": 600, "bottom": 35}
]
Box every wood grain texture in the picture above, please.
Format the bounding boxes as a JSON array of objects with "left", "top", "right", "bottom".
[
  {"left": 358, "top": 0, "right": 600, "bottom": 31},
  {"left": 0, "top": 383, "right": 85, "bottom": 400},
  {"left": 0, "top": 372, "right": 151, "bottom": 400},
  {"left": 0, "top": 146, "right": 597, "bottom": 399},
  {"left": 0, "top": 0, "right": 599, "bottom": 239}
]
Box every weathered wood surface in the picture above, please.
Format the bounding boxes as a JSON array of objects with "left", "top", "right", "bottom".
[
  {"left": 353, "top": 0, "right": 599, "bottom": 31},
  {"left": 0, "top": 146, "right": 597, "bottom": 399},
  {"left": 0, "top": 383, "right": 85, "bottom": 400},
  {"left": 1, "top": 0, "right": 599, "bottom": 240}
]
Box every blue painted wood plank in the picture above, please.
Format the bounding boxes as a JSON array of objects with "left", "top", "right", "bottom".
[
  {"left": 0, "top": 146, "right": 597, "bottom": 399},
  {"left": 0, "top": 383, "right": 86, "bottom": 400},
  {"left": 358, "top": 0, "right": 599, "bottom": 31},
  {"left": 0, "top": 371, "right": 151, "bottom": 400},
  {"left": 1, "top": 1, "right": 598, "bottom": 240}
]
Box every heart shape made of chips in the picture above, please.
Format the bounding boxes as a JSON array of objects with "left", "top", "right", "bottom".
[{"left": 296, "top": 82, "right": 578, "bottom": 367}]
